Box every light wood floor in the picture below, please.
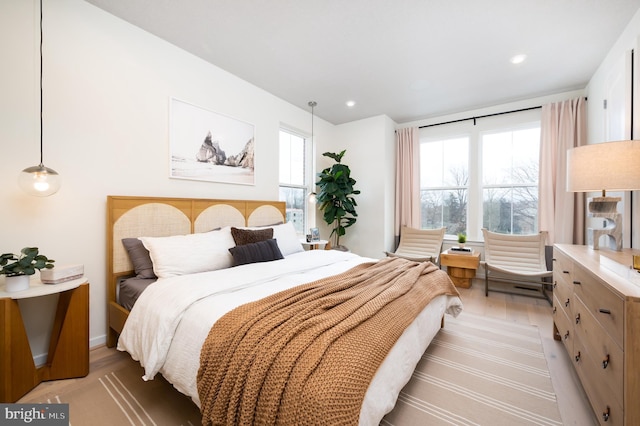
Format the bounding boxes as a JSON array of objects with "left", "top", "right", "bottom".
[{"left": 21, "top": 278, "right": 598, "bottom": 424}]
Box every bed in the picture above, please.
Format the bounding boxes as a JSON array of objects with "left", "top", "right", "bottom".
[{"left": 106, "top": 195, "right": 462, "bottom": 425}]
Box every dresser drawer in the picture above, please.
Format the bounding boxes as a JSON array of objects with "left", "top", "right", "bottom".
[
  {"left": 572, "top": 264, "right": 624, "bottom": 347},
  {"left": 553, "top": 274, "right": 573, "bottom": 317},
  {"left": 553, "top": 293, "right": 573, "bottom": 354},
  {"left": 553, "top": 249, "right": 573, "bottom": 282},
  {"left": 573, "top": 296, "right": 623, "bottom": 406},
  {"left": 574, "top": 336, "right": 624, "bottom": 426}
]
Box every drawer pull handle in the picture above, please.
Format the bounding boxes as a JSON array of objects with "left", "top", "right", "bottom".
[
  {"left": 602, "top": 406, "right": 610, "bottom": 422},
  {"left": 562, "top": 270, "right": 569, "bottom": 274},
  {"left": 553, "top": 282, "right": 557, "bottom": 289},
  {"left": 603, "top": 354, "right": 610, "bottom": 369},
  {"left": 565, "top": 299, "right": 570, "bottom": 307},
  {"left": 599, "top": 309, "right": 611, "bottom": 315},
  {"left": 574, "top": 351, "right": 581, "bottom": 362},
  {"left": 575, "top": 313, "right": 580, "bottom": 324},
  {"left": 552, "top": 306, "right": 556, "bottom": 314},
  {"left": 564, "top": 331, "right": 570, "bottom": 340},
  {"left": 572, "top": 280, "right": 581, "bottom": 285}
]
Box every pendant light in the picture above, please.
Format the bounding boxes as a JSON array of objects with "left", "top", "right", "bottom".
[
  {"left": 18, "top": 0, "right": 61, "bottom": 197},
  {"left": 307, "top": 101, "right": 317, "bottom": 204}
]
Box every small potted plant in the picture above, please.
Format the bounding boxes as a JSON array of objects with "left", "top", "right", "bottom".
[
  {"left": 1, "top": 247, "right": 55, "bottom": 292},
  {"left": 457, "top": 233, "right": 467, "bottom": 248}
]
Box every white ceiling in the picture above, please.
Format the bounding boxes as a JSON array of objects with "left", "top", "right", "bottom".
[{"left": 84, "top": 0, "right": 640, "bottom": 125}]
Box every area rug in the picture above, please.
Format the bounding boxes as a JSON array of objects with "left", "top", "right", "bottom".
[
  {"left": 25, "top": 362, "right": 201, "bottom": 426},
  {"left": 23, "top": 312, "right": 562, "bottom": 425},
  {"left": 382, "top": 312, "right": 563, "bottom": 425}
]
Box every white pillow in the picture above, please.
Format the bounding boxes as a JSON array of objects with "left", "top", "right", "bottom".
[
  {"left": 271, "top": 222, "right": 304, "bottom": 256},
  {"left": 139, "top": 227, "right": 235, "bottom": 278}
]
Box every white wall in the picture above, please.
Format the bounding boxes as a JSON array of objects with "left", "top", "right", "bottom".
[
  {"left": 323, "top": 115, "right": 396, "bottom": 259},
  {"left": 0, "top": 0, "right": 334, "bottom": 355},
  {"left": 585, "top": 8, "right": 640, "bottom": 248}
]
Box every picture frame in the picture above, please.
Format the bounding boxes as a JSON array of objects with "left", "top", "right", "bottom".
[
  {"left": 310, "top": 227, "right": 320, "bottom": 242},
  {"left": 169, "top": 98, "right": 255, "bottom": 185}
]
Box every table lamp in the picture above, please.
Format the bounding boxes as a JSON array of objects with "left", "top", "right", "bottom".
[{"left": 566, "top": 140, "right": 640, "bottom": 250}]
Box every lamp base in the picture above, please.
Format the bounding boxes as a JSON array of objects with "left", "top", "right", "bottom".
[{"left": 587, "top": 197, "right": 622, "bottom": 251}]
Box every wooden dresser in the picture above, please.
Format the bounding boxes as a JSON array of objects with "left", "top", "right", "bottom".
[{"left": 553, "top": 244, "right": 640, "bottom": 425}]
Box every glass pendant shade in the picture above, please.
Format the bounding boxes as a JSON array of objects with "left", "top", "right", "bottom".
[
  {"left": 19, "top": 0, "right": 61, "bottom": 197},
  {"left": 18, "top": 163, "right": 61, "bottom": 197}
]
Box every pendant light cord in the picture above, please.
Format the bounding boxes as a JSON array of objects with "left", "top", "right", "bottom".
[{"left": 39, "top": 0, "right": 44, "bottom": 166}]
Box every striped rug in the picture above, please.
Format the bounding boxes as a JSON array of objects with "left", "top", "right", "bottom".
[
  {"left": 23, "top": 313, "right": 561, "bottom": 425},
  {"left": 382, "top": 312, "right": 563, "bottom": 425},
  {"left": 29, "top": 363, "right": 201, "bottom": 426}
]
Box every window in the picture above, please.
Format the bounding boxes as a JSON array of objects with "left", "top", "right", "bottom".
[
  {"left": 419, "top": 111, "right": 541, "bottom": 240},
  {"left": 279, "top": 129, "right": 311, "bottom": 235},
  {"left": 482, "top": 127, "right": 540, "bottom": 234},
  {"left": 420, "top": 137, "right": 469, "bottom": 235}
]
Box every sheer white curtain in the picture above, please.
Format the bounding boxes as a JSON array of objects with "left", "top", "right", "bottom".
[
  {"left": 394, "top": 127, "right": 420, "bottom": 245},
  {"left": 539, "top": 97, "right": 586, "bottom": 245}
]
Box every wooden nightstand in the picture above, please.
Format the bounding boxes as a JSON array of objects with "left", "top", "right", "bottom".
[
  {"left": 440, "top": 250, "right": 480, "bottom": 288},
  {"left": 0, "top": 276, "right": 89, "bottom": 402}
]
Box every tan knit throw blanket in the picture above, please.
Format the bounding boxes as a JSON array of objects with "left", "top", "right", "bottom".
[{"left": 197, "top": 257, "right": 459, "bottom": 426}]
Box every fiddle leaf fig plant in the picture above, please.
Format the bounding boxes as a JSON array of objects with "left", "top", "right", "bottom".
[
  {"left": 315, "top": 150, "right": 360, "bottom": 250},
  {"left": 0, "top": 247, "right": 55, "bottom": 277}
]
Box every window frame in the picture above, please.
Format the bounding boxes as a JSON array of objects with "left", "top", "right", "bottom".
[
  {"left": 418, "top": 110, "right": 542, "bottom": 241},
  {"left": 278, "top": 127, "right": 313, "bottom": 235}
]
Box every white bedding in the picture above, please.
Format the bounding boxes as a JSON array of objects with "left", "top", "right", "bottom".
[{"left": 117, "top": 250, "right": 462, "bottom": 424}]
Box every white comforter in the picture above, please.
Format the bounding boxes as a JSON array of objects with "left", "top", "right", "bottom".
[{"left": 118, "top": 250, "right": 462, "bottom": 425}]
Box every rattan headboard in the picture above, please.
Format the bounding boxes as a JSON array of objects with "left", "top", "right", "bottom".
[{"left": 106, "top": 195, "right": 286, "bottom": 346}]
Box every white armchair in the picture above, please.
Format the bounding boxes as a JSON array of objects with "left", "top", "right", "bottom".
[
  {"left": 385, "top": 227, "right": 446, "bottom": 265},
  {"left": 480, "top": 228, "right": 552, "bottom": 303}
]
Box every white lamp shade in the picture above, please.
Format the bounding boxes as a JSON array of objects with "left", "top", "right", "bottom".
[
  {"left": 18, "top": 164, "right": 61, "bottom": 197},
  {"left": 567, "top": 140, "right": 640, "bottom": 193}
]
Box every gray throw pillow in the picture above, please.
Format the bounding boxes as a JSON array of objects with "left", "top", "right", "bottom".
[{"left": 122, "top": 238, "right": 156, "bottom": 279}]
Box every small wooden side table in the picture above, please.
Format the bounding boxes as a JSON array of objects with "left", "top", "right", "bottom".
[
  {"left": 440, "top": 250, "right": 481, "bottom": 288},
  {"left": 0, "top": 276, "right": 89, "bottom": 402}
]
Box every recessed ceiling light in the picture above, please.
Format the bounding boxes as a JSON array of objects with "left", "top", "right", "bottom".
[
  {"left": 346, "top": 100, "right": 356, "bottom": 107},
  {"left": 510, "top": 54, "right": 527, "bottom": 64}
]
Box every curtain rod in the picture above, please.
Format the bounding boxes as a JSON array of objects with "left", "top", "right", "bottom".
[{"left": 418, "top": 105, "right": 542, "bottom": 129}]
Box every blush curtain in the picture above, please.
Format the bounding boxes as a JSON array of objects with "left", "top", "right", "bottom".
[
  {"left": 394, "top": 127, "right": 421, "bottom": 246},
  {"left": 539, "top": 97, "right": 586, "bottom": 245}
]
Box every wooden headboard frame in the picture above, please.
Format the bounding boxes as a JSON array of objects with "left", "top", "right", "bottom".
[{"left": 106, "top": 195, "right": 286, "bottom": 347}]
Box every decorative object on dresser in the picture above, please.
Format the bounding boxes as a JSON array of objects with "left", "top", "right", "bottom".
[
  {"left": 0, "top": 247, "right": 55, "bottom": 292},
  {"left": 553, "top": 244, "right": 640, "bottom": 425},
  {"left": 481, "top": 229, "right": 552, "bottom": 302},
  {"left": 384, "top": 226, "right": 445, "bottom": 265},
  {"left": 566, "top": 140, "right": 640, "bottom": 251},
  {"left": 18, "top": 0, "right": 61, "bottom": 197}
]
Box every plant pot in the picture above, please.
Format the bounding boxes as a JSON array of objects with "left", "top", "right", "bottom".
[
  {"left": 332, "top": 245, "right": 350, "bottom": 252},
  {"left": 5, "top": 275, "right": 30, "bottom": 292}
]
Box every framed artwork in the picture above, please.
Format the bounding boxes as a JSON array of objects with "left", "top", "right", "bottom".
[
  {"left": 310, "top": 227, "right": 320, "bottom": 242},
  {"left": 169, "top": 98, "right": 255, "bottom": 185}
]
